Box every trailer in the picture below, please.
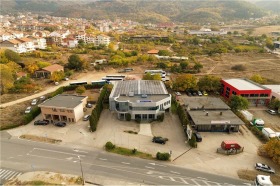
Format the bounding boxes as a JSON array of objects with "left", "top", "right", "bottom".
[{"left": 262, "top": 128, "right": 277, "bottom": 139}]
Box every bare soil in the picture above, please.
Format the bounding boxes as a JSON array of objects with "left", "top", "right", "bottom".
[{"left": 20, "top": 134, "right": 62, "bottom": 144}]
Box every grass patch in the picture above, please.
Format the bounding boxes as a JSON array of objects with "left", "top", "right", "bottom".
[
  {"left": 20, "top": 134, "right": 62, "bottom": 144},
  {"left": 22, "top": 180, "right": 59, "bottom": 185},
  {"left": 237, "top": 169, "right": 280, "bottom": 184},
  {"left": 106, "top": 146, "right": 154, "bottom": 160},
  {"left": 171, "top": 103, "right": 178, "bottom": 114}
]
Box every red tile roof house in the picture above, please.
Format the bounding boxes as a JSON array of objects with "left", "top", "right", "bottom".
[
  {"left": 16, "top": 71, "right": 27, "bottom": 80},
  {"left": 147, "top": 49, "right": 159, "bottom": 55},
  {"left": 34, "top": 64, "right": 64, "bottom": 78}
]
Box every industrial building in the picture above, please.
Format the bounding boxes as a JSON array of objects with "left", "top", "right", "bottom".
[
  {"left": 221, "top": 78, "right": 271, "bottom": 106},
  {"left": 109, "top": 80, "right": 171, "bottom": 121}
]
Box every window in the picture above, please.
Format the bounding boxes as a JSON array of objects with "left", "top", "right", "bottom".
[
  {"left": 52, "top": 108, "right": 57, "bottom": 112},
  {"left": 232, "top": 91, "right": 236, "bottom": 95},
  {"left": 60, "top": 109, "right": 65, "bottom": 112}
]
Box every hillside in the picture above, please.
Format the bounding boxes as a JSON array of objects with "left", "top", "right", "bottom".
[
  {"left": 254, "top": 0, "right": 280, "bottom": 13},
  {"left": 1, "top": 0, "right": 267, "bottom": 23}
]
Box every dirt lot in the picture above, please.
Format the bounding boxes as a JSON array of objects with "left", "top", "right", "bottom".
[{"left": 197, "top": 53, "right": 280, "bottom": 83}]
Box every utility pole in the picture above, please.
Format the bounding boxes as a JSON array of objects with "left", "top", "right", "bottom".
[{"left": 78, "top": 156, "right": 85, "bottom": 185}]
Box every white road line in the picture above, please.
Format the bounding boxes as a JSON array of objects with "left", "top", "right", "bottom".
[
  {"left": 98, "top": 158, "right": 107, "bottom": 161},
  {"left": 0, "top": 170, "right": 12, "bottom": 179},
  {"left": 1, "top": 170, "right": 14, "bottom": 179},
  {"left": 197, "top": 177, "right": 207, "bottom": 180},
  {"left": 121, "top": 162, "right": 130, "bottom": 165},
  {"left": 145, "top": 166, "right": 155, "bottom": 169},
  {"left": 8, "top": 172, "right": 20, "bottom": 180},
  {"left": 179, "top": 178, "right": 190, "bottom": 184},
  {"left": 0, "top": 169, "right": 6, "bottom": 174},
  {"left": 170, "top": 171, "right": 180, "bottom": 174},
  {"left": 32, "top": 148, "right": 85, "bottom": 157},
  {"left": 157, "top": 164, "right": 167, "bottom": 167}
]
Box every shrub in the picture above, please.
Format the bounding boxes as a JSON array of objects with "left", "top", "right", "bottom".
[
  {"left": 105, "top": 141, "right": 115, "bottom": 150},
  {"left": 23, "top": 106, "right": 41, "bottom": 124},
  {"left": 157, "top": 113, "right": 164, "bottom": 122},
  {"left": 188, "top": 134, "right": 197, "bottom": 148},
  {"left": 132, "top": 148, "right": 137, "bottom": 154},
  {"left": 125, "top": 113, "right": 131, "bottom": 121},
  {"left": 231, "top": 64, "right": 246, "bottom": 71},
  {"left": 156, "top": 152, "right": 170, "bottom": 161}
]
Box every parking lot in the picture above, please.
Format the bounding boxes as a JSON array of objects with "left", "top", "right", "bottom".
[{"left": 6, "top": 106, "right": 280, "bottom": 179}]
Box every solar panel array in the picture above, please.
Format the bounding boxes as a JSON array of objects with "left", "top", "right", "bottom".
[{"left": 113, "top": 80, "right": 167, "bottom": 97}]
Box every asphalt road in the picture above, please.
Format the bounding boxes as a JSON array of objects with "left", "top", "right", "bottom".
[{"left": 0, "top": 132, "right": 250, "bottom": 185}]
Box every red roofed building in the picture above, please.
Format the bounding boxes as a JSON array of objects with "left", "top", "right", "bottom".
[
  {"left": 147, "top": 49, "right": 159, "bottom": 55},
  {"left": 35, "top": 64, "right": 64, "bottom": 78}
]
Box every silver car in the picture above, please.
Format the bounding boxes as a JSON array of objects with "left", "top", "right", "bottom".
[{"left": 255, "top": 163, "right": 275, "bottom": 174}]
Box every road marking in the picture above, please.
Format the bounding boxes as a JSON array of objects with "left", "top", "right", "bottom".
[
  {"left": 170, "top": 171, "right": 180, "bottom": 174},
  {"left": 1, "top": 170, "right": 13, "bottom": 179},
  {"left": 121, "top": 162, "right": 130, "bottom": 165},
  {"left": 157, "top": 164, "right": 167, "bottom": 167},
  {"left": 73, "top": 149, "right": 88, "bottom": 153},
  {"left": 98, "top": 158, "right": 107, "bottom": 161},
  {"left": 148, "top": 163, "right": 156, "bottom": 165},
  {"left": 0, "top": 169, "right": 21, "bottom": 180},
  {"left": 145, "top": 166, "right": 155, "bottom": 169},
  {"left": 197, "top": 177, "right": 207, "bottom": 180},
  {"left": 8, "top": 172, "right": 21, "bottom": 180},
  {"left": 31, "top": 148, "right": 85, "bottom": 157}
]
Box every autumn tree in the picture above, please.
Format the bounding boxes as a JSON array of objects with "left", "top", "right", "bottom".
[
  {"left": 37, "top": 61, "right": 51, "bottom": 69},
  {"left": 229, "top": 95, "right": 249, "bottom": 111},
  {"left": 67, "top": 54, "right": 83, "bottom": 71},
  {"left": 250, "top": 74, "right": 266, "bottom": 84},
  {"left": 75, "top": 85, "right": 86, "bottom": 95},
  {"left": 25, "top": 62, "right": 39, "bottom": 74},
  {"left": 262, "top": 138, "right": 280, "bottom": 165},
  {"left": 172, "top": 74, "right": 197, "bottom": 91},
  {"left": 142, "top": 73, "right": 161, "bottom": 80},
  {"left": 51, "top": 71, "right": 65, "bottom": 82},
  {"left": 0, "top": 64, "right": 14, "bottom": 94},
  {"left": 4, "top": 49, "right": 21, "bottom": 63},
  {"left": 197, "top": 75, "right": 221, "bottom": 92}
]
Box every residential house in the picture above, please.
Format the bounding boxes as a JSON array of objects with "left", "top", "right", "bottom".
[
  {"left": 34, "top": 64, "right": 64, "bottom": 78},
  {"left": 27, "top": 36, "right": 47, "bottom": 50},
  {"left": 0, "top": 39, "right": 27, "bottom": 53},
  {"left": 16, "top": 71, "right": 27, "bottom": 80},
  {"left": 61, "top": 37, "right": 78, "bottom": 48},
  {"left": 147, "top": 49, "right": 159, "bottom": 55},
  {"left": 95, "top": 34, "right": 110, "bottom": 46},
  {"left": 15, "top": 37, "right": 35, "bottom": 52}
]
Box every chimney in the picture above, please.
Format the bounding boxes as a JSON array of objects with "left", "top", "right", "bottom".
[
  {"left": 206, "top": 112, "right": 208, "bottom": 116},
  {"left": 220, "top": 112, "right": 222, "bottom": 115}
]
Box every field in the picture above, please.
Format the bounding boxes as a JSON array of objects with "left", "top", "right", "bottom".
[{"left": 197, "top": 53, "right": 280, "bottom": 83}]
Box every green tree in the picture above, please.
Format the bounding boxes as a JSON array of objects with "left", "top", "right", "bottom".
[
  {"left": 142, "top": 73, "right": 161, "bottom": 80},
  {"left": 67, "top": 54, "right": 83, "bottom": 71},
  {"left": 229, "top": 95, "right": 249, "bottom": 111},
  {"left": 269, "top": 99, "right": 280, "bottom": 111},
  {"left": 265, "top": 38, "right": 274, "bottom": 50},
  {"left": 50, "top": 71, "right": 65, "bottom": 82},
  {"left": 158, "top": 50, "right": 171, "bottom": 56},
  {"left": 194, "top": 62, "right": 203, "bottom": 72},
  {"left": 197, "top": 75, "right": 221, "bottom": 92},
  {"left": 0, "top": 64, "right": 15, "bottom": 94},
  {"left": 157, "top": 62, "right": 168, "bottom": 69},
  {"left": 172, "top": 74, "right": 197, "bottom": 91},
  {"left": 75, "top": 85, "right": 86, "bottom": 95},
  {"left": 4, "top": 49, "right": 21, "bottom": 63},
  {"left": 37, "top": 61, "right": 51, "bottom": 69},
  {"left": 250, "top": 74, "right": 266, "bottom": 84},
  {"left": 180, "top": 61, "right": 188, "bottom": 70}
]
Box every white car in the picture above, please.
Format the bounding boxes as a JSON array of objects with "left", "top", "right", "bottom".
[
  {"left": 83, "top": 115, "right": 91, "bottom": 121},
  {"left": 31, "top": 99, "right": 38, "bottom": 105},
  {"left": 266, "top": 109, "right": 276, "bottom": 115},
  {"left": 25, "top": 106, "right": 32, "bottom": 114},
  {"left": 175, "top": 92, "right": 182, "bottom": 96},
  {"left": 255, "top": 163, "right": 275, "bottom": 174}
]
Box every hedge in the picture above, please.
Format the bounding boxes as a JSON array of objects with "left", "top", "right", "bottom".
[
  {"left": 156, "top": 152, "right": 170, "bottom": 161},
  {"left": 23, "top": 106, "right": 41, "bottom": 124}
]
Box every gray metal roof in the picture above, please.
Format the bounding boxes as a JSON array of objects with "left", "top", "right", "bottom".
[
  {"left": 39, "top": 94, "right": 87, "bottom": 109},
  {"left": 182, "top": 97, "right": 230, "bottom": 110},
  {"left": 188, "top": 110, "right": 244, "bottom": 125},
  {"left": 111, "top": 80, "right": 168, "bottom": 98}
]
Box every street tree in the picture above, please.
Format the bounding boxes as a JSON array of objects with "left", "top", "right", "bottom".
[
  {"left": 263, "top": 138, "right": 280, "bottom": 165},
  {"left": 67, "top": 54, "right": 83, "bottom": 71},
  {"left": 229, "top": 95, "right": 249, "bottom": 111},
  {"left": 197, "top": 75, "right": 221, "bottom": 92},
  {"left": 172, "top": 74, "right": 197, "bottom": 91},
  {"left": 75, "top": 85, "right": 86, "bottom": 95}
]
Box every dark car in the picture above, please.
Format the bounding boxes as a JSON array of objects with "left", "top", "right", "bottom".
[
  {"left": 192, "top": 92, "right": 197, "bottom": 96},
  {"left": 34, "top": 120, "right": 49, "bottom": 125},
  {"left": 152, "top": 137, "right": 167, "bottom": 144},
  {"left": 54, "top": 121, "right": 66, "bottom": 127},
  {"left": 255, "top": 163, "right": 275, "bottom": 174},
  {"left": 193, "top": 132, "right": 202, "bottom": 142}
]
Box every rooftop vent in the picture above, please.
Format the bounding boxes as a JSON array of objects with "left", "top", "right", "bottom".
[
  {"left": 141, "top": 94, "right": 148, "bottom": 98},
  {"left": 128, "top": 92, "right": 134, "bottom": 97}
]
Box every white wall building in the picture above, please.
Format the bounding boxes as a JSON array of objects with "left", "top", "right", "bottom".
[{"left": 109, "top": 80, "right": 171, "bottom": 121}]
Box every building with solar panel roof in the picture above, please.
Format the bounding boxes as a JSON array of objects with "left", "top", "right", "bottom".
[{"left": 109, "top": 80, "right": 171, "bottom": 121}]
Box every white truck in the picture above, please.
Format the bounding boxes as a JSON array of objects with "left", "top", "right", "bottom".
[
  {"left": 255, "top": 175, "right": 273, "bottom": 186},
  {"left": 262, "top": 128, "right": 277, "bottom": 139}
]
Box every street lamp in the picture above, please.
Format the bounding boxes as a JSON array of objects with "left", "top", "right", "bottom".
[{"left": 77, "top": 156, "right": 85, "bottom": 185}]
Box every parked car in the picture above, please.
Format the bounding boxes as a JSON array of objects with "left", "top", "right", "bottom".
[
  {"left": 40, "top": 96, "right": 46, "bottom": 101},
  {"left": 55, "top": 82, "right": 59, "bottom": 86},
  {"left": 34, "top": 120, "right": 49, "bottom": 125},
  {"left": 54, "top": 121, "right": 66, "bottom": 127},
  {"left": 175, "top": 92, "right": 182, "bottom": 96},
  {"left": 64, "top": 77, "right": 69, "bottom": 81},
  {"left": 197, "top": 91, "right": 203, "bottom": 96},
  {"left": 203, "top": 91, "right": 208, "bottom": 96},
  {"left": 83, "top": 115, "right": 91, "bottom": 121},
  {"left": 152, "top": 137, "right": 167, "bottom": 145},
  {"left": 86, "top": 103, "right": 92, "bottom": 108},
  {"left": 192, "top": 92, "right": 197, "bottom": 96},
  {"left": 25, "top": 106, "right": 32, "bottom": 114},
  {"left": 193, "top": 132, "right": 202, "bottom": 142},
  {"left": 31, "top": 99, "right": 38, "bottom": 105},
  {"left": 255, "top": 163, "right": 275, "bottom": 174},
  {"left": 266, "top": 109, "right": 276, "bottom": 115}
]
